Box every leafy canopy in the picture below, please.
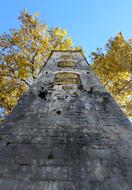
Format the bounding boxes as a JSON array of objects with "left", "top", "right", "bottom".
[
  {"left": 91, "top": 33, "right": 132, "bottom": 118},
  {"left": 1, "top": 10, "right": 131, "bottom": 120},
  {"left": 0, "top": 10, "right": 74, "bottom": 116}
]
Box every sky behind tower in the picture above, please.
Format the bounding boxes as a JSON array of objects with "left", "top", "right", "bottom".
[{"left": 0, "top": 0, "right": 131, "bottom": 61}]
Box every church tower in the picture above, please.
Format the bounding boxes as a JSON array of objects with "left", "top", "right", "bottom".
[{"left": 0, "top": 50, "right": 132, "bottom": 190}]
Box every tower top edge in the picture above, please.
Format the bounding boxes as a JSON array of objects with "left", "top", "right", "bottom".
[
  {"left": 43, "top": 49, "right": 89, "bottom": 67},
  {"left": 48, "top": 49, "right": 84, "bottom": 59}
]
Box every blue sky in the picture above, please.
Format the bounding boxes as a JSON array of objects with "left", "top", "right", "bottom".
[{"left": 0, "top": 0, "right": 132, "bottom": 61}]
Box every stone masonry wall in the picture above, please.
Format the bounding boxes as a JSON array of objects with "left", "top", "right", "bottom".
[{"left": 0, "top": 51, "right": 132, "bottom": 190}]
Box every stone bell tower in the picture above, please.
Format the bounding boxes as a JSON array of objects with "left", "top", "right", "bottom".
[{"left": 0, "top": 50, "right": 132, "bottom": 190}]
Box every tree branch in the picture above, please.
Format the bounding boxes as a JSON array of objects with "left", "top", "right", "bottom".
[{"left": 21, "top": 79, "right": 30, "bottom": 87}]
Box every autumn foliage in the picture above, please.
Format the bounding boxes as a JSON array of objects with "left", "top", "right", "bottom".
[
  {"left": 91, "top": 33, "right": 132, "bottom": 118},
  {"left": 0, "top": 10, "right": 131, "bottom": 119},
  {"left": 0, "top": 10, "right": 73, "bottom": 115}
]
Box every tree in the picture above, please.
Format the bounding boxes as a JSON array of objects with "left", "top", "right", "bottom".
[
  {"left": 0, "top": 10, "right": 74, "bottom": 116},
  {"left": 91, "top": 33, "right": 132, "bottom": 118}
]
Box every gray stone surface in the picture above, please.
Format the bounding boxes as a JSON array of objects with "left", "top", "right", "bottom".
[{"left": 0, "top": 50, "right": 132, "bottom": 190}]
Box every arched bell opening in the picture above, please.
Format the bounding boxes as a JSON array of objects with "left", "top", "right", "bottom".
[
  {"left": 58, "top": 61, "right": 76, "bottom": 68},
  {"left": 54, "top": 72, "right": 81, "bottom": 85}
]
